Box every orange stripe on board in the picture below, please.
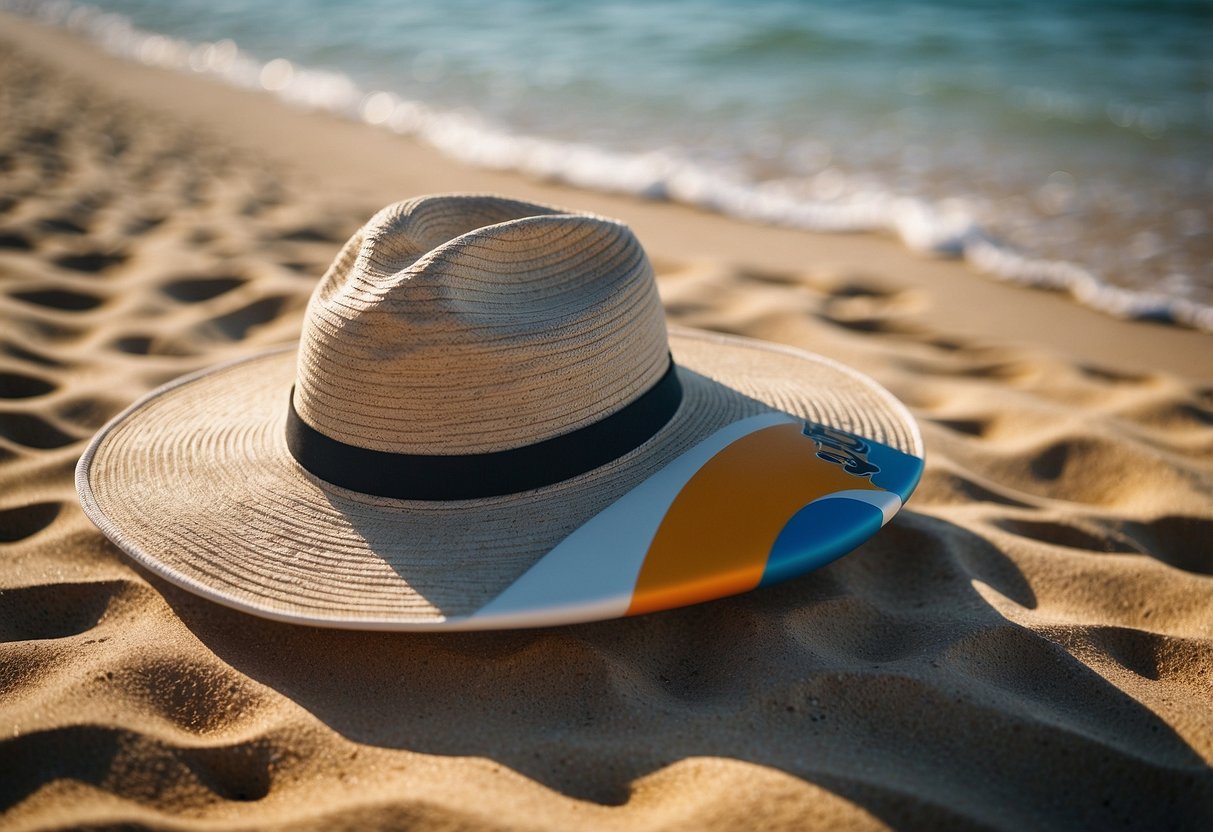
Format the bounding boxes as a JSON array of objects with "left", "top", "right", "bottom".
[{"left": 627, "top": 422, "right": 880, "bottom": 616}]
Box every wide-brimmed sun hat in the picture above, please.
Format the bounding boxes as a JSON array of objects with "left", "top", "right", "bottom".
[{"left": 77, "top": 194, "right": 924, "bottom": 630}]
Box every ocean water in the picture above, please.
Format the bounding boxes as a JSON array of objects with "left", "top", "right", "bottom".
[{"left": 8, "top": 0, "right": 1212, "bottom": 330}]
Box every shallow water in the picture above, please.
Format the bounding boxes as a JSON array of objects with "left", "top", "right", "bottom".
[{"left": 10, "top": 0, "right": 1213, "bottom": 329}]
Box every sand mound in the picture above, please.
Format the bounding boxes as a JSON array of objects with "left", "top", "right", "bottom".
[{"left": 1, "top": 30, "right": 1211, "bottom": 832}]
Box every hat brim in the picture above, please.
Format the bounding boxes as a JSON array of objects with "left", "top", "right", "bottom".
[{"left": 76, "top": 326, "right": 923, "bottom": 630}]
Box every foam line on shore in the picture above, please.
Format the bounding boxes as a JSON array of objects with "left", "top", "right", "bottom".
[{"left": 8, "top": 0, "right": 1212, "bottom": 333}]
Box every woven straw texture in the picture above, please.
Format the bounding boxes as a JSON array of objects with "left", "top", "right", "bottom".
[
  {"left": 78, "top": 331, "right": 919, "bottom": 626},
  {"left": 77, "top": 195, "right": 922, "bottom": 628},
  {"left": 295, "top": 196, "right": 668, "bottom": 454}
]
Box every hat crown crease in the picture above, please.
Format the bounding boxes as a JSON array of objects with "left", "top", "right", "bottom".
[{"left": 294, "top": 195, "right": 670, "bottom": 456}]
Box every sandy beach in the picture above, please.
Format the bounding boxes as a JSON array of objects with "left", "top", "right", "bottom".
[{"left": 2, "top": 13, "right": 1211, "bottom": 831}]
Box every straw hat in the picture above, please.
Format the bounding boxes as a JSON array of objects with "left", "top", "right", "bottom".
[{"left": 77, "top": 194, "right": 923, "bottom": 630}]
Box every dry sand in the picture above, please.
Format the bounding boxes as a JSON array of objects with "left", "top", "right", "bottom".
[{"left": 2, "top": 13, "right": 1212, "bottom": 831}]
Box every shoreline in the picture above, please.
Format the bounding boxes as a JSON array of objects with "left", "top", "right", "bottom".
[
  {"left": 9, "top": 1, "right": 1213, "bottom": 337},
  {"left": 4, "top": 12, "right": 1209, "bottom": 383}
]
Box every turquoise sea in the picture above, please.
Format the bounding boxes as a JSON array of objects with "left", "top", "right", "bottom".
[{"left": 8, "top": 0, "right": 1212, "bottom": 329}]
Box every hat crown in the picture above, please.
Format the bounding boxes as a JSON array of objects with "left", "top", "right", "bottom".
[{"left": 293, "top": 195, "right": 670, "bottom": 455}]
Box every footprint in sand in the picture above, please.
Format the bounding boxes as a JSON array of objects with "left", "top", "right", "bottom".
[
  {"left": 0, "top": 578, "right": 144, "bottom": 641},
  {"left": 0, "top": 501, "right": 61, "bottom": 543},
  {"left": 37, "top": 215, "right": 89, "bottom": 236},
  {"left": 0, "top": 229, "right": 35, "bottom": 250},
  {"left": 0, "top": 411, "right": 77, "bottom": 449},
  {"left": 52, "top": 249, "right": 126, "bottom": 274},
  {"left": 161, "top": 275, "right": 246, "bottom": 303},
  {"left": 1119, "top": 515, "right": 1213, "bottom": 575},
  {"left": 0, "top": 340, "right": 66, "bottom": 368},
  {"left": 0, "top": 370, "right": 56, "bottom": 399},
  {"left": 817, "top": 278, "right": 922, "bottom": 335},
  {"left": 991, "top": 517, "right": 1140, "bottom": 554},
  {"left": 123, "top": 214, "right": 166, "bottom": 235},
  {"left": 204, "top": 295, "right": 291, "bottom": 341},
  {"left": 275, "top": 224, "right": 347, "bottom": 244},
  {"left": 109, "top": 334, "right": 155, "bottom": 355},
  {"left": 10, "top": 287, "right": 105, "bottom": 312}
]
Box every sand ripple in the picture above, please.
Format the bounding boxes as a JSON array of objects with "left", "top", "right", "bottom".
[{"left": 1, "top": 32, "right": 1211, "bottom": 832}]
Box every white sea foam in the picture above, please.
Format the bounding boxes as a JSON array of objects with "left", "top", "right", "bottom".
[{"left": 9, "top": 0, "right": 1212, "bottom": 333}]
